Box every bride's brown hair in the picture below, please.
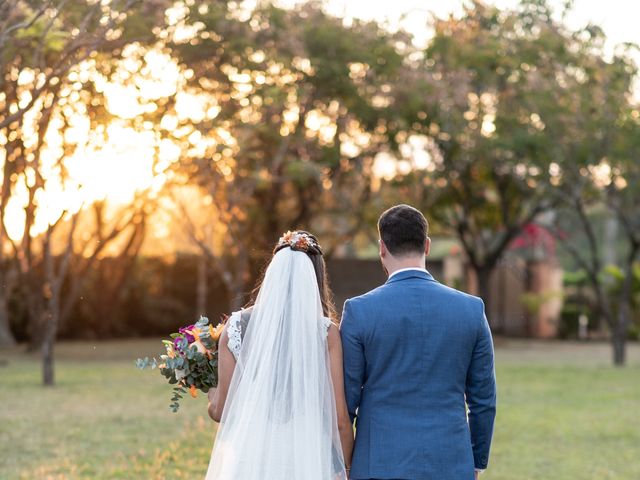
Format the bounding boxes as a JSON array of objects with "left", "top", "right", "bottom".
[{"left": 247, "top": 231, "right": 337, "bottom": 321}]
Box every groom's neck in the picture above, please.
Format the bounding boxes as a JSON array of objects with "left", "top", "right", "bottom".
[{"left": 385, "top": 255, "right": 426, "bottom": 277}]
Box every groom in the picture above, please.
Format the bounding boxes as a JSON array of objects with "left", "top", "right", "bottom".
[{"left": 341, "top": 204, "right": 497, "bottom": 480}]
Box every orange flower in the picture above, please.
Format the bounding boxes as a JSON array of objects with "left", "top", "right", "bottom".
[
  {"left": 193, "top": 339, "right": 207, "bottom": 354},
  {"left": 209, "top": 323, "right": 225, "bottom": 341},
  {"left": 295, "top": 237, "right": 309, "bottom": 250},
  {"left": 185, "top": 327, "right": 201, "bottom": 341},
  {"left": 189, "top": 385, "right": 198, "bottom": 398},
  {"left": 282, "top": 230, "right": 294, "bottom": 242}
]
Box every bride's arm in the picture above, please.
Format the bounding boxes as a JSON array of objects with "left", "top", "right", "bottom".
[
  {"left": 328, "top": 324, "right": 354, "bottom": 471},
  {"left": 207, "top": 328, "right": 236, "bottom": 422}
]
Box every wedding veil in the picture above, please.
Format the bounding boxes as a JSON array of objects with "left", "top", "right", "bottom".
[{"left": 205, "top": 247, "right": 347, "bottom": 479}]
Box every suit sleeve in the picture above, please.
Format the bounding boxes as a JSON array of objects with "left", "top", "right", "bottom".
[
  {"left": 465, "top": 300, "right": 497, "bottom": 470},
  {"left": 340, "top": 299, "right": 365, "bottom": 425}
]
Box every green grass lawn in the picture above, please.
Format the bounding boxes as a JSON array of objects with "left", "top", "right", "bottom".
[{"left": 1, "top": 338, "right": 639, "bottom": 479}]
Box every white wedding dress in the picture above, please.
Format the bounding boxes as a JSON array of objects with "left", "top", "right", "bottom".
[{"left": 205, "top": 248, "right": 347, "bottom": 480}]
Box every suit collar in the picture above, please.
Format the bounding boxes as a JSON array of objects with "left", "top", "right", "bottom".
[{"left": 385, "top": 268, "right": 435, "bottom": 285}]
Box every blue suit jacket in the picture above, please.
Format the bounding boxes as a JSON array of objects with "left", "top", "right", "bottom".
[{"left": 340, "top": 269, "right": 496, "bottom": 480}]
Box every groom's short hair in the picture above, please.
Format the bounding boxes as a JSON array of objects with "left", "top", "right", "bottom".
[{"left": 378, "top": 204, "right": 428, "bottom": 257}]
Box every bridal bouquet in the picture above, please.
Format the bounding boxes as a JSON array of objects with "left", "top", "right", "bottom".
[{"left": 136, "top": 316, "right": 225, "bottom": 412}]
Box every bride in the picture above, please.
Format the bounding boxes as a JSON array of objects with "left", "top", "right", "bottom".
[{"left": 205, "top": 230, "right": 353, "bottom": 479}]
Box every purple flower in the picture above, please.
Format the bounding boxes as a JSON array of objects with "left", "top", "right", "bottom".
[{"left": 178, "top": 325, "right": 196, "bottom": 343}]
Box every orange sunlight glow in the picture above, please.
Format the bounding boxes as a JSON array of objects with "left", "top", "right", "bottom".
[{"left": 2, "top": 49, "right": 185, "bottom": 242}]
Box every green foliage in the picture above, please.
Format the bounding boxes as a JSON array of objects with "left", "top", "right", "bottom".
[
  {"left": 563, "top": 270, "right": 589, "bottom": 287},
  {"left": 399, "top": 0, "right": 634, "bottom": 253},
  {"left": 375, "top": 0, "right": 640, "bottom": 346},
  {"left": 520, "top": 290, "right": 564, "bottom": 315},
  {"left": 561, "top": 264, "right": 640, "bottom": 339},
  {"left": 128, "top": 0, "right": 415, "bottom": 302},
  {"left": 386, "top": 1, "right": 583, "bottom": 277},
  {"left": 602, "top": 263, "right": 640, "bottom": 339},
  {"left": 558, "top": 304, "right": 585, "bottom": 339}
]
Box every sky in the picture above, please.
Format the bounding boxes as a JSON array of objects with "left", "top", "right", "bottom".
[{"left": 321, "top": 0, "right": 640, "bottom": 51}]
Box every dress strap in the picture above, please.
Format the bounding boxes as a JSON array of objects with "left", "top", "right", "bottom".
[
  {"left": 226, "top": 311, "right": 243, "bottom": 361},
  {"left": 321, "top": 316, "right": 334, "bottom": 336}
]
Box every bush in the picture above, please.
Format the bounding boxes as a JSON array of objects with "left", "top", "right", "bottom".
[{"left": 55, "top": 254, "right": 233, "bottom": 340}]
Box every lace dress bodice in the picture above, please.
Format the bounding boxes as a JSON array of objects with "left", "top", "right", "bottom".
[{"left": 226, "top": 309, "right": 333, "bottom": 361}]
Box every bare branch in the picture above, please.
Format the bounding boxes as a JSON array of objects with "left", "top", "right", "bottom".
[{"left": 0, "top": 1, "right": 52, "bottom": 52}]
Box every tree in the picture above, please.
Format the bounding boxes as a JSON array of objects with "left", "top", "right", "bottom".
[
  {"left": 0, "top": 0, "right": 164, "bottom": 381},
  {"left": 532, "top": 20, "right": 638, "bottom": 364},
  {"left": 606, "top": 114, "right": 640, "bottom": 364},
  {"left": 553, "top": 106, "right": 640, "bottom": 365},
  {"left": 143, "top": 2, "right": 408, "bottom": 305},
  {"left": 59, "top": 199, "right": 149, "bottom": 337},
  {"left": 382, "top": 0, "right": 632, "bottom": 332}
]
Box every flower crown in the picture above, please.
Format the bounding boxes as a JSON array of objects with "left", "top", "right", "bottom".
[{"left": 276, "top": 230, "right": 322, "bottom": 254}]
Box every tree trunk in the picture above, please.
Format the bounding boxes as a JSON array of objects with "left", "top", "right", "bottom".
[
  {"left": 197, "top": 256, "right": 208, "bottom": 316},
  {"left": 230, "top": 288, "right": 244, "bottom": 312},
  {"left": 612, "top": 257, "right": 635, "bottom": 367},
  {"left": 26, "top": 297, "right": 45, "bottom": 352},
  {"left": 497, "top": 265, "right": 507, "bottom": 333},
  {"left": 0, "top": 294, "right": 16, "bottom": 346},
  {"left": 230, "top": 248, "right": 250, "bottom": 311},
  {"left": 42, "top": 337, "right": 55, "bottom": 385},
  {"left": 221, "top": 269, "right": 247, "bottom": 312},
  {"left": 612, "top": 322, "right": 627, "bottom": 366},
  {"left": 603, "top": 217, "right": 618, "bottom": 266},
  {"left": 476, "top": 266, "right": 494, "bottom": 329},
  {"left": 42, "top": 275, "right": 63, "bottom": 385},
  {"left": 42, "top": 307, "right": 58, "bottom": 386}
]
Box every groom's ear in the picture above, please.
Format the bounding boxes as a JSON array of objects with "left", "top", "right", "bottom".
[
  {"left": 379, "top": 239, "right": 387, "bottom": 258},
  {"left": 425, "top": 237, "right": 431, "bottom": 257}
]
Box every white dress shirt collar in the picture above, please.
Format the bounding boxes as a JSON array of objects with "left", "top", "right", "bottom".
[{"left": 388, "top": 267, "right": 429, "bottom": 279}]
